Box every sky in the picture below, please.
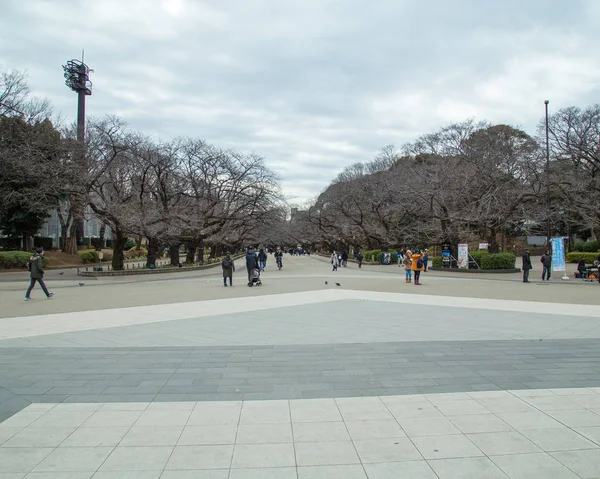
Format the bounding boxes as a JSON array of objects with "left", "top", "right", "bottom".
[{"left": 2, "top": 0, "right": 599, "bottom": 204}]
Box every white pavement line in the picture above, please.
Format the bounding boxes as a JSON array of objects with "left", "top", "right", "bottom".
[
  {"left": 0, "top": 289, "right": 598, "bottom": 341},
  {"left": 0, "top": 290, "right": 339, "bottom": 340},
  {"left": 343, "top": 290, "right": 600, "bottom": 318}
]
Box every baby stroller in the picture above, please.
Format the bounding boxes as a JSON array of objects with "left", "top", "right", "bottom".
[{"left": 248, "top": 268, "right": 262, "bottom": 287}]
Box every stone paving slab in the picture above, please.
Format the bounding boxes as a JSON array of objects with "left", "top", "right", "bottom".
[
  {"left": 2, "top": 338, "right": 600, "bottom": 424},
  {"left": 1, "top": 389, "right": 600, "bottom": 477}
]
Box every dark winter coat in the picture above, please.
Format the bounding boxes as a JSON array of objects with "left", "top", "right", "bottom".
[
  {"left": 258, "top": 250, "right": 267, "bottom": 262},
  {"left": 541, "top": 254, "right": 552, "bottom": 268},
  {"left": 522, "top": 253, "right": 532, "bottom": 271},
  {"left": 246, "top": 251, "right": 259, "bottom": 270},
  {"left": 222, "top": 256, "right": 235, "bottom": 277},
  {"left": 29, "top": 253, "right": 44, "bottom": 280}
]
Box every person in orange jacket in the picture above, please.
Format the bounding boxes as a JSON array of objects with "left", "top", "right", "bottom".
[{"left": 411, "top": 249, "right": 425, "bottom": 285}]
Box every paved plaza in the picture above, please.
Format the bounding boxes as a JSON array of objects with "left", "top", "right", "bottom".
[{"left": 1, "top": 256, "right": 600, "bottom": 477}]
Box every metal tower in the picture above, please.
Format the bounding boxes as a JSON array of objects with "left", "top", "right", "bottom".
[{"left": 62, "top": 56, "right": 92, "bottom": 143}]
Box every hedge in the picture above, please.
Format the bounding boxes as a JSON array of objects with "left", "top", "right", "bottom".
[
  {"left": 363, "top": 250, "right": 382, "bottom": 262},
  {"left": 480, "top": 253, "right": 516, "bottom": 270},
  {"left": 431, "top": 253, "right": 515, "bottom": 270},
  {"left": 573, "top": 241, "right": 600, "bottom": 253},
  {"left": 80, "top": 251, "right": 113, "bottom": 263},
  {"left": 566, "top": 252, "right": 600, "bottom": 264},
  {"left": 0, "top": 251, "right": 50, "bottom": 269},
  {"left": 470, "top": 251, "right": 488, "bottom": 268}
]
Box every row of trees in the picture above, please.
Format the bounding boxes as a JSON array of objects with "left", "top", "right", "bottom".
[
  {"left": 279, "top": 106, "right": 600, "bottom": 255},
  {"left": 0, "top": 69, "right": 285, "bottom": 269}
]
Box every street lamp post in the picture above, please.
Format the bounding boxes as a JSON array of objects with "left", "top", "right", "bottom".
[{"left": 545, "top": 100, "right": 551, "bottom": 248}]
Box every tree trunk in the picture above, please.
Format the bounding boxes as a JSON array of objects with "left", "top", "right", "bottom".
[
  {"left": 170, "top": 242, "right": 180, "bottom": 266},
  {"left": 487, "top": 226, "right": 500, "bottom": 254},
  {"left": 65, "top": 219, "right": 78, "bottom": 255},
  {"left": 198, "top": 240, "right": 205, "bottom": 263},
  {"left": 185, "top": 238, "right": 199, "bottom": 264},
  {"left": 98, "top": 223, "right": 107, "bottom": 249},
  {"left": 111, "top": 227, "right": 127, "bottom": 271},
  {"left": 146, "top": 237, "right": 160, "bottom": 268}
]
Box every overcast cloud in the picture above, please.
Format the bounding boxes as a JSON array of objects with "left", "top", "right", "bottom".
[{"left": 2, "top": 0, "right": 599, "bottom": 202}]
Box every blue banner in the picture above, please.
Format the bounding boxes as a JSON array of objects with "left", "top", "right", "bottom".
[{"left": 551, "top": 237, "right": 566, "bottom": 272}]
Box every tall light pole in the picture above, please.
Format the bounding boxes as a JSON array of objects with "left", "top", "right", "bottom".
[
  {"left": 63, "top": 54, "right": 92, "bottom": 245},
  {"left": 545, "top": 100, "right": 551, "bottom": 248}
]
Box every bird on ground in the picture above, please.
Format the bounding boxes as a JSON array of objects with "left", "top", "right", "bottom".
[
  {"left": 59, "top": 272, "right": 64, "bottom": 275},
  {"left": 325, "top": 281, "right": 328, "bottom": 285},
  {"left": 78, "top": 282, "right": 85, "bottom": 287},
  {"left": 335, "top": 283, "right": 341, "bottom": 287}
]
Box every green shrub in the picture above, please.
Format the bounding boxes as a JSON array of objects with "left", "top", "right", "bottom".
[
  {"left": 572, "top": 241, "right": 600, "bottom": 253},
  {"left": 432, "top": 256, "right": 442, "bottom": 267},
  {"left": 582, "top": 241, "right": 600, "bottom": 252},
  {"left": 470, "top": 251, "right": 489, "bottom": 269},
  {"left": 124, "top": 240, "right": 137, "bottom": 250},
  {"left": 0, "top": 251, "right": 49, "bottom": 269},
  {"left": 566, "top": 252, "right": 599, "bottom": 264},
  {"left": 79, "top": 251, "right": 99, "bottom": 263},
  {"left": 480, "top": 253, "right": 516, "bottom": 270},
  {"left": 363, "top": 250, "right": 382, "bottom": 262}
]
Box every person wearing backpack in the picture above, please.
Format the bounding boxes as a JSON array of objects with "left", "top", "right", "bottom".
[
  {"left": 411, "top": 249, "right": 425, "bottom": 285},
  {"left": 222, "top": 252, "right": 235, "bottom": 287},
  {"left": 25, "top": 248, "right": 54, "bottom": 300}
]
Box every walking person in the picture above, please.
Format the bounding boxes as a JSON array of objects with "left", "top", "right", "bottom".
[
  {"left": 541, "top": 249, "right": 552, "bottom": 281},
  {"left": 258, "top": 248, "right": 267, "bottom": 272},
  {"left": 222, "top": 252, "right": 235, "bottom": 287},
  {"left": 24, "top": 248, "right": 54, "bottom": 301},
  {"left": 522, "top": 249, "right": 532, "bottom": 283},
  {"left": 246, "top": 247, "right": 259, "bottom": 285},
  {"left": 356, "top": 251, "right": 364, "bottom": 268},
  {"left": 411, "top": 249, "right": 425, "bottom": 285},
  {"left": 331, "top": 251, "right": 338, "bottom": 271},
  {"left": 341, "top": 251, "right": 348, "bottom": 268},
  {"left": 403, "top": 250, "right": 413, "bottom": 283},
  {"left": 423, "top": 249, "right": 429, "bottom": 272}
]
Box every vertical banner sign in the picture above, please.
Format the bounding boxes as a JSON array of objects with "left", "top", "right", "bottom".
[
  {"left": 441, "top": 243, "right": 451, "bottom": 267},
  {"left": 551, "top": 237, "right": 566, "bottom": 272},
  {"left": 458, "top": 243, "right": 469, "bottom": 269}
]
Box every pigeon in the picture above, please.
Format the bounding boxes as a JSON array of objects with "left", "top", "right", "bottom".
[
  {"left": 78, "top": 282, "right": 85, "bottom": 287},
  {"left": 335, "top": 283, "right": 341, "bottom": 287},
  {"left": 59, "top": 272, "right": 64, "bottom": 275},
  {"left": 325, "top": 281, "right": 328, "bottom": 285}
]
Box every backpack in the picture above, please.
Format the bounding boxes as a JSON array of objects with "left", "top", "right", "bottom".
[{"left": 416, "top": 258, "right": 424, "bottom": 269}]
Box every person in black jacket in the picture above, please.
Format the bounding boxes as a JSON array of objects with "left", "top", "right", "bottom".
[
  {"left": 258, "top": 248, "right": 267, "bottom": 271},
  {"left": 540, "top": 250, "right": 552, "bottom": 281},
  {"left": 522, "top": 250, "right": 532, "bottom": 283},
  {"left": 246, "top": 247, "right": 259, "bottom": 285},
  {"left": 25, "top": 248, "right": 54, "bottom": 300},
  {"left": 356, "top": 252, "right": 364, "bottom": 268}
]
